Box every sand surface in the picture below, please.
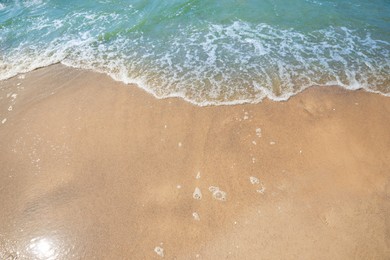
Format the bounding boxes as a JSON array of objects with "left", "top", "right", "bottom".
[{"left": 0, "top": 64, "right": 389, "bottom": 259}]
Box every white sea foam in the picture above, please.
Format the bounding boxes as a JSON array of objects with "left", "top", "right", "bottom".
[
  {"left": 23, "top": 0, "right": 44, "bottom": 8},
  {"left": 1, "top": 15, "right": 389, "bottom": 106}
]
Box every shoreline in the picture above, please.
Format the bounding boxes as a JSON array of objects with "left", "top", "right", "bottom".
[
  {"left": 1, "top": 64, "right": 389, "bottom": 259},
  {"left": 2, "top": 62, "right": 389, "bottom": 107}
]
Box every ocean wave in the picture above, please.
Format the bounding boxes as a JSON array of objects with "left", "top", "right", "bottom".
[{"left": 0, "top": 15, "right": 389, "bottom": 105}]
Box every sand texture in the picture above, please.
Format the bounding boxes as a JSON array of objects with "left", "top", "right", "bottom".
[{"left": 0, "top": 65, "right": 389, "bottom": 259}]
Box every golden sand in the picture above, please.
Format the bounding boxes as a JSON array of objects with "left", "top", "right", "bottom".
[{"left": 0, "top": 64, "right": 389, "bottom": 259}]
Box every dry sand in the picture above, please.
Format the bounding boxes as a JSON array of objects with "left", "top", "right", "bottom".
[{"left": 0, "top": 64, "right": 389, "bottom": 259}]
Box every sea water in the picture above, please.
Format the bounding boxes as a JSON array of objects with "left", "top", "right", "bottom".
[{"left": 0, "top": 0, "right": 389, "bottom": 105}]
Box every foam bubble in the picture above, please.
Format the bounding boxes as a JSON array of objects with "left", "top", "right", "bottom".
[
  {"left": 257, "top": 186, "right": 266, "bottom": 194},
  {"left": 193, "top": 187, "right": 202, "bottom": 200},
  {"left": 213, "top": 190, "right": 227, "bottom": 201},
  {"left": 192, "top": 212, "right": 200, "bottom": 221},
  {"left": 208, "top": 186, "right": 219, "bottom": 193},
  {"left": 154, "top": 246, "right": 164, "bottom": 257},
  {"left": 208, "top": 186, "right": 227, "bottom": 201},
  {"left": 249, "top": 176, "right": 260, "bottom": 185}
]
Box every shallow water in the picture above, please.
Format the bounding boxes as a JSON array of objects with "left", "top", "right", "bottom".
[{"left": 0, "top": 0, "right": 389, "bottom": 105}]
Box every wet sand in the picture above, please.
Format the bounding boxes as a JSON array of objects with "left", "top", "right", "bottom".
[{"left": 0, "top": 64, "right": 389, "bottom": 259}]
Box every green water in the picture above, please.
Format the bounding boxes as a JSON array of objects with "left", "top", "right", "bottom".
[{"left": 0, "top": 0, "right": 389, "bottom": 105}]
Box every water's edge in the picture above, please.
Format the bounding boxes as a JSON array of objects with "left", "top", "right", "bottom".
[{"left": 3, "top": 62, "right": 388, "bottom": 107}]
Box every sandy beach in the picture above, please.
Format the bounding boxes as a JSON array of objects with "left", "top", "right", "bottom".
[{"left": 0, "top": 64, "right": 389, "bottom": 259}]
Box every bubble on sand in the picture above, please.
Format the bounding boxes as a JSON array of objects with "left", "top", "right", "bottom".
[
  {"left": 177, "top": 185, "right": 182, "bottom": 189},
  {"left": 256, "top": 128, "right": 262, "bottom": 137},
  {"left": 213, "top": 190, "right": 227, "bottom": 201},
  {"left": 209, "top": 186, "right": 227, "bottom": 201},
  {"left": 1, "top": 118, "right": 7, "bottom": 124},
  {"left": 256, "top": 186, "right": 266, "bottom": 194},
  {"left": 193, "top": 187, "right": 202, "bottom": 200},
  {"left": 252, "top": 141, "right": 257, "bottom": 145},
  {"left": 178, "top": 142, "right": 182, "bottom": 147},
  {"left": 208, "top": 186, "right": 219, "bottom": 193},
  {"left": 154, "top": 246, "right": 164, "bottom": 257},
  {"left": 192, "top": 212, "right": 200, "bottom": 221},
  {"left": 196, "top": 171, "right": 201, "bottom": 179},
  {"left": 249, "top": 176, "right": 266, "bottom": 194},
  {"left": 8, "top": 106, "right": 13, "bottom": 111},
  {"left": 270, "top": 141, "right": 275, "bottom": 145},
  {"left": 18, "top": 74, "right": 25, "bottom": 79},
  {"left": 249, "top": 176, "right": 260, "bottom": 185}
]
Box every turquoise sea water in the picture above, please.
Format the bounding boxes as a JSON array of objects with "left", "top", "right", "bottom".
[{"left": 0, "top": 0, "right": 389, "bottom": 105}]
